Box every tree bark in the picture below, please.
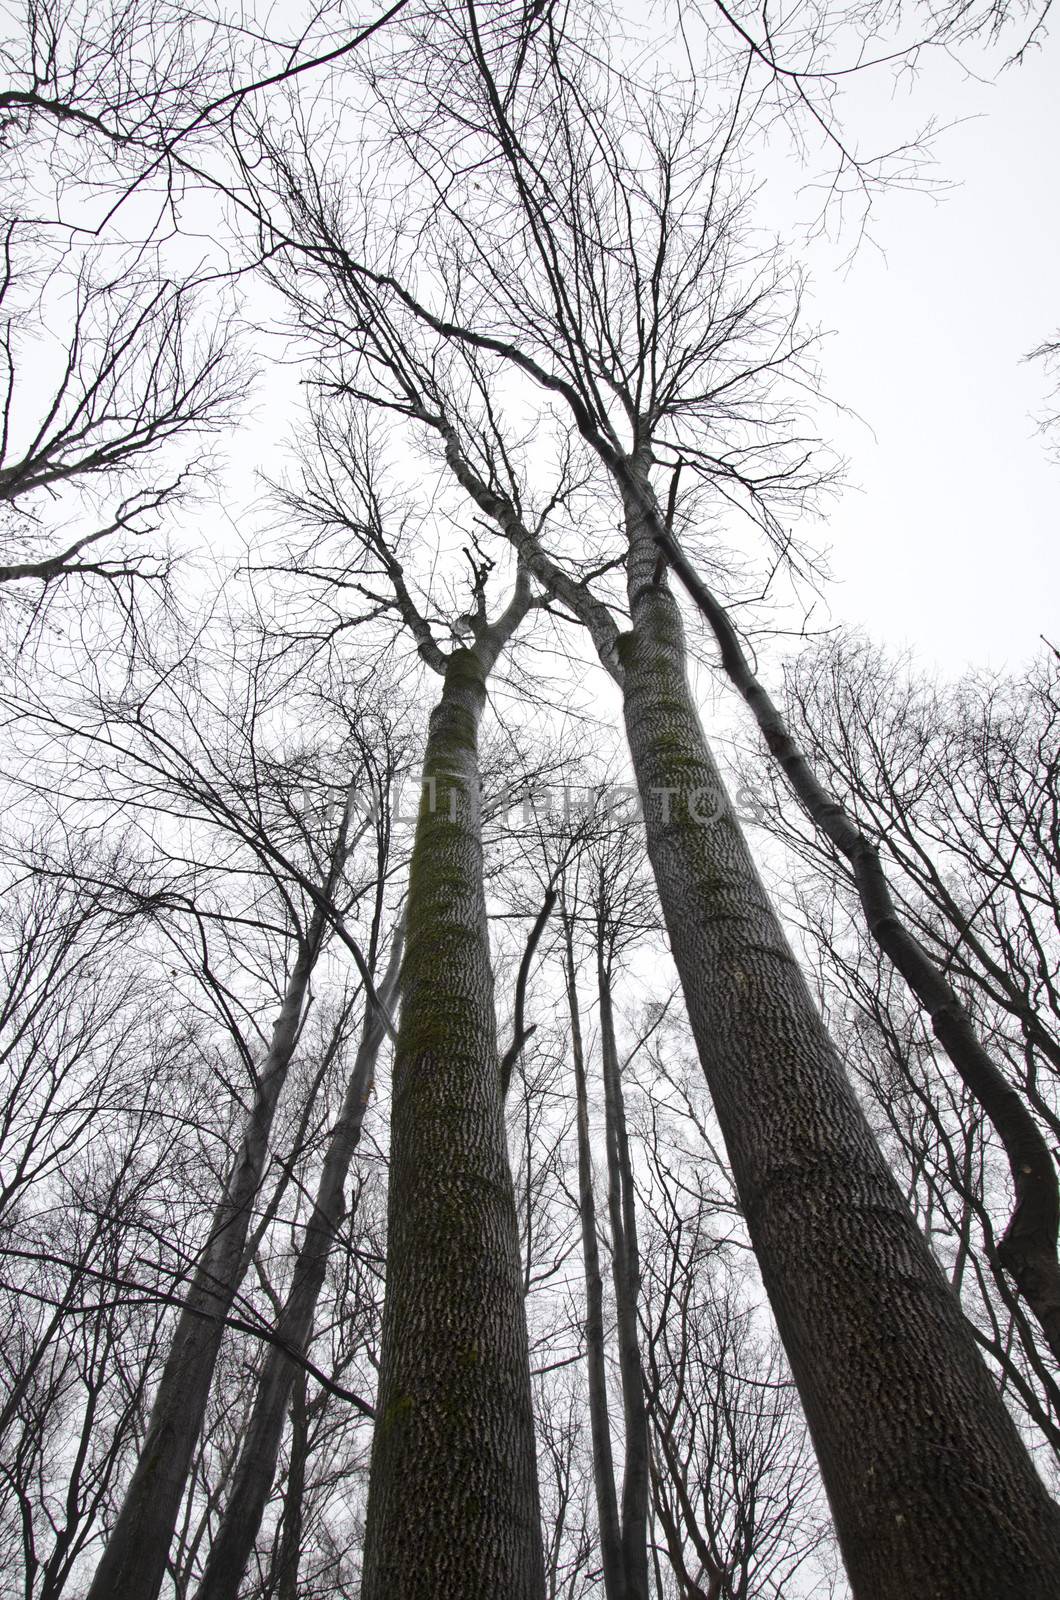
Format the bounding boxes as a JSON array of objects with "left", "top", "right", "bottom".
[
  {"left": 359, "top": 635, "right": 546, "bottom": 1600},
  {"left": 84, "top": 899, "right": 333, "bottom": 1600},
  {"left": 616, "top": 457, "right": 1060, "bottom": 1599},
  {"left": 657, "top": 532, "right": 1060, "bottom": 1366},
  {"left": 193, "top": 926, "right": 403, "bottom": 1600}
]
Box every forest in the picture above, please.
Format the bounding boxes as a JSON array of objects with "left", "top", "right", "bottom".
[{"left": 0, "top": 1, "right": 1057, "bottom": 1597}]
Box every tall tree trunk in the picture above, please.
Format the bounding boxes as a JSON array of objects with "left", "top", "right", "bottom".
[
  {"left": 359, "top": 639, "right": 546, "bottom": 1600},
  {"left": 85, "top": 900, "right": 332, "bottom": 1600},
  {"left": 657, "top": 531, "right": 1060, "bottom": 1366},
  {"left": 194, "top": 927, "right": 403, "bottom": 1600},
  {"left": 596, "top": 939, "right": 650, "bottom": 1600},
  {"left": 616, "top": 456, "right": 1060, "bottom": 1599},
  {"left": 563, "top": 909, "right": 625, "bottom": 1600}
]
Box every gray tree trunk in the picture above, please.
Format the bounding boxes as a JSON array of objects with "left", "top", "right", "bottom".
[
  {"left": 273, "top": 1370, "right": 308, "bottom": 1600},
  {"left": 617, "top": 457, "right": 1060, "bottom": 1599},
  {"left": 597, "top": 944, "right": 650, "bottom": 1600},
  {"left": 193, "top": 928, "right": 403, "bottom": 1600},
  {"left": 359, "top": 640, "right": 546, "bottom": 1600},
  {"left": 427, "top": 417, "right": 1060, "bottom": 1592},
  {"left": 563, "top": 910, "right": 625, "bottom": 1600}
]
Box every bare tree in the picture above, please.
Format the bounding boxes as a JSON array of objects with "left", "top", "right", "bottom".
[
  {"left": 238, "top": 31, "right": 1060, "bottom": 1585},
  {"left": 261, "top": 407, "right": 550, "bottom": 1598},
  {"left": 560, "top": 874, "right": 626, "bottom": 1600},
  {"left": 82, "top": 784, "right": 369, "bottom": 1600},
  {"left": 1, "top": 3, "right": 1057, "bottom": 1595},
  {"left": 576, "top": 819, "right": 657, "bottom": 1600},
  {"left": 1, "top": 566, "right": 404, "bottom": 1597},
  {"left": 0, "top": 871, "right": 196, "bottom": 1599}
]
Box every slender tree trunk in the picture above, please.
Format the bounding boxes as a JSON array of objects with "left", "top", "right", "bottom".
[
  {"left": 596, "top": 940, "right": 650, "bottom": 1600},
  {"left": 194, "top": 927, "right": 403, "bottom": 1600},
  {"left": 85, "top": 904, "right": 331, "bottom": 1600},
  {"left": 616, "top": 457, "right": 1060, "bottom": 1599},
  {"left": 359, "top": 640, "right": 546, "bottom": 1600},
  {"left": 273, "top": 1371, "right": 308, "bottom": 1600},
  {"left": 563, "top": 911, "right": 625, "bottom": 1600}
]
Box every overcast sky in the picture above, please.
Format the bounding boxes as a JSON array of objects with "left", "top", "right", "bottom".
[{"left": 799, "top": 37, "right": 1059, "bottom": 675}]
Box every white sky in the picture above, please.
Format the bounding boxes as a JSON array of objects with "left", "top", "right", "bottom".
[{"left": 798, "top": 38, "right": 1060, "bottom": 674}]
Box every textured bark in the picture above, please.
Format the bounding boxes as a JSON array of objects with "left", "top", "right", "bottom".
[
  {"left": 84, "top": 900, "right": 332, "bottom": 1600},
  {"left": 194, "top": 928, "right": 404, "bottom": 1600},
  {"left": 658, "top": 530, "right": 1060, "bottom": 1367},
  {"left": 596, "top": 946, "right": 650, "bottom": 1600},
  {"left": 617, "top": 460, "right": 1060, "bottom": 1598},
  {"left": 359, "top": 633, "right": 545, "bottom": 1600},
  {"left": 563, "top": 911, "right": 625, "bottom": 1600}
]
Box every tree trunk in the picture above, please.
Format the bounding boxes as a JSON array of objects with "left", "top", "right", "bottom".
[
  {"left": 273, "top": 1371, "right": 308, "bottom": 1600},
  {"left": 616, "top": 458, "right": 1060, "bottom": 1599},
  {"left": 359, "top": 642, "right": 546, "bottom": 1600},
  {"left": 597, "top": 941, "right": 650, "bottom": 1600},
  {"left": 194, "top": 927, "right": 403, "bottom": 1600},
  {"left": 563, "top": 911, "right": 625, "bottom": 1600},
  {"left": 85, "top": 906, "right": 330, "bottom": 1600},
  {"left": 657, "top": 524, "right": 1060, "bottom": 1368}
]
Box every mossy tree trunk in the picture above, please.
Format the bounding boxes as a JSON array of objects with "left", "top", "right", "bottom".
[
  {"left": 360, "top": 634, "right": 546, "bottom": 1600},
  {"left": 617, "top": 456, "right": 1060, "bottom": 1599}
]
